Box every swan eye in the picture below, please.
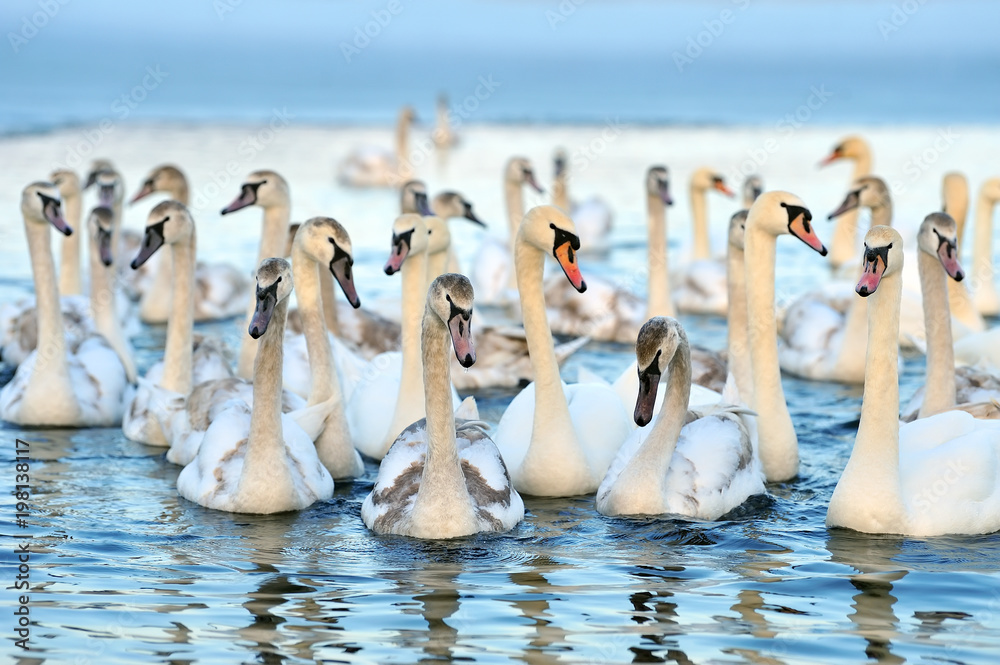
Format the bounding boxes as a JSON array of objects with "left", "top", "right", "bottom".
[{"left": 276, "top": 276, "right": 282, "bottom": 283}]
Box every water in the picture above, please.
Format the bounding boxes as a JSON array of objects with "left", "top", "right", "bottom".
[{"left": 3, "top": 119, "right": 1000, "bottom": 663}]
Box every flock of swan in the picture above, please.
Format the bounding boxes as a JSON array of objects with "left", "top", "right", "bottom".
[{"left": 5, "top": 126, "right": 1000, "bottom": 541}]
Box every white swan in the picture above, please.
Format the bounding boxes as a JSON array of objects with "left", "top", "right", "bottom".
[
  {"left": 826, "top": 225, "right": 1000, "bottom": 536},
  {"left": 551, "top": 148, "right": 613, "bottom": 251},
  {"left": 337, "top": 106, "right": 416, "bottom": 188},
  {"left": 122, "top": 201, "right": 234, "bottom": 446},
  {"left": 431, "top": 94, "right": 458, "bottom": 150},
  {"left": 745, "top": 191, "right": 829, "bottom": 481},
  {"left": 596, "top": 317, "right": 764, "bottom": 518},
  {"left": 901, "top": 213, "right": 1000, "bottom": 421},
  {"left": 362, "top": 274, "right": 524, "bottom": 537},
  {"left": 177, "top": 258, "right": 335, "bottom": 513},
  {"left": 941, "top": 172, "right": 985, "bottom": 332},
  {"left": 220, "top": 170, "right": 295, "bottom": 379},
  {"left": 471, "top": 157, "right": 544, "bottom": 304},
  {"left": 673, "top": 168, "right": 735, "bottom": 316},
  {"left": 130, "top": 164, "right": 249, "bottom": 323},
  {"left": 969, "top": 177, "right": 1000, "bottom": 316},
  {"left": 819, "top": 135, "right": 872, "bottom": 270},
  {"left": 492, "top": 205, "right": 631, "bottom": 496},
  {"left": 0, "top": 182, "right": 128, "bottom": 427},
  {"left": 346, "top": 213, "right": 464, "bottom": 460}
]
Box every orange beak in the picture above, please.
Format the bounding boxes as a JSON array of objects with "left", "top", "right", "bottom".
[
  {"left": 555, "top": 241, "right": 586, "bottom": 292},
  {"left": 714, "top": 181, "right": 735, "bottom": 197},
  {"left": 818, "top": 151, "right": 842, "bottom": 168},
  {"left": 788, "top": 211, "right": 827, "bottom": 256}
]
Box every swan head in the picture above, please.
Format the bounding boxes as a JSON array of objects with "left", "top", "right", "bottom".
[
  {"left": 249, "top": 258, "right": 294, "bottom": 339},
  {"left": 856, "top": 225, "right": 903, "bottom": 297},
  {"left": 130, "top": 164, "right": 185, "bottom": 205},
  {"left": 828, "top": 176, "right": 891, "bottom": 219},
  {"left": 743, "top": 174, "right": 764, "bottom": 204},
  {"left": 691, "top": 167, "right": 734, "bottom": 197},
  {"left": 92, "top": 169, "right": 124, "bottom": 209},
  {"left": 554, "top": 149, "right": 568, "bottom": 178},
  {"left": 384, "top": 213, "right": 429, "bottom": 275},
  {"left": 49, "top": 169, "right": 81, "bottom": 200},
  {"left": 425, "top": 216, "right": 451, "bottom": 257},
  {"left": 433, "top": 192, "right": 486, "bottom": 226},
  {"left": 918, "top": 212, "right": 964, "bottom": 281},
  {"left": 746, "top": 191, "right": 826, "bottom": 255},
  {"left": 819, "top": 135, "right": 870, "bottom": 167},
  {"left": 22, "top": 181, "right": 72, "bottom": 236},
  {"left": 428, "top": 273, "right": 476, "bottom": 368},
  {"left": 400, "top": 180, "right": 433, "bottom": 216},
  {"left": 83, "top": 158, "right": 115, "bottom": 189},
  {"left": 505, "top": 157, "right": 544, "bottom": 194},
  {"left": 294, "top": 216, "right": 362, "bottom": 308},
  {"left": 221, "top": 170, "right": 289, "bottom": 214},
  {"left": 646, "top": 166, "right": 673, "bottom": 206},
  {"left": 981, "top": 177, "right": 1000, "bottom": 203},
  {"left": 400, "top": 105, "right": 416, "bottom": 124},
  {"left": 728, "top": 210, "right": 748, "bottom": 251},
  {"left": 633, "top": 316, "right": 688, "bottom": 427},
  {"left": 88, "top": 207, "right": 115, "bottom": 267},
  {"left": 520, "top": 205, "right": 586, "bottom": 293},
  {"left": 131, "top": 200, "right": 193, "bottom": 269}
]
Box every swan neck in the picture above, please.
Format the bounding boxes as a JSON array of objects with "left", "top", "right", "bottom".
[
  {"left": 259, "top": 204, "right": 290, "bottom": 266},
  {"left": 972, "top": 193, "right": 994, "bottom": 277},
  {"left": 26, "top": 219, "right": 69, "bottom": 375},
  {"left": 395, "top": 113, "right": 410, "bottom": 166},
  {"left": 744, "top": 225, "right": 798, "bottom": 480},
  {"left": 421, "top": 309, "right": 462, "bottom": 477},
  {"left": 646, "top": 192, "right": 674, "bottom": 318},
  {"left": 553, "top": 171, "right": 569, "bottom": 212},
  {"left": 58, "top": 192, "right": 82, "bottom": 295},
  {"left": 726, "top": 244, "right": 752, "bottom": 403},
  {"left": 918, "top": 250, "right": 956, "bottom": 417},
  {"left": 319, "top": 269, "right": 340, "bottom": 335},
  {"left": 505, "top": 179, "right": 525, "bottom": 248},
  {"left": 870, "top": 202, "right": 892, "bottom": 229},
  {"left": 292, "top": 247, "right": 340, "bottom": 406},
  {"left": 161, "top": 240, "right": 194, "bottom": 394},
  {"left": 690, "top": 184, "right": 711, "bottom": 260},
  {"left": 395, "top": 248, "right": 429, "bottom": 419},
  {"left": 244, "top": 297, "right": 289, "bottom": 468},
  {"left": 635, "top": 345, "right": 691, "bottom": 478}
]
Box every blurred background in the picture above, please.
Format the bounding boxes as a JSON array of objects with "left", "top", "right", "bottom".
[{"left": 2, "top": 0, "right": 998, "bottom": 132}]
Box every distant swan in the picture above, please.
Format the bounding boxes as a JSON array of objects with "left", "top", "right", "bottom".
[
  {"left": 551, "top": 148, "right": 613, "bottom": 251},
  {"left": 362, "top": 274, "right": 524, "bottom": 537},
  {"left": 337, "top": 106, "right": 416, "bottom": 188},
  {"left": 673, "top": 168, "right": 735, "bottom": 316},
  {"left": 819, "top": 135, "right": 872, "bottom": 270}
]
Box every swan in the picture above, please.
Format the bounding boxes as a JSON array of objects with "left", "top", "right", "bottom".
[
  {"left": 53, "top": 169, "right": 83, "bottom": 296},
  {"left": 596, "top": 317, "right": 764, "bottom": 518},
  {"left": 941, "top": 172, "right": 985, "bottom": 332},
  {"left": 901, "top": 213, "right": 1000, "bottom": 421},
  {"left": 220, "top": 170, "right": 295, "bottom": 379},
  {"left": 819, "top": 135, "right": 872, "bottom": 269},
  {"left": 337, "top": 106, "right": 416, "bottom": 188},
  {"left": 744, "top": 191, "right": 828, "bottom": 481},
  {"left": 551, "top": 148, "right": 613, "bottom": 251},
  {"left": 0, "top": 182, "right": 128, "bottom": 427},
  {"left": 122, "top": 201, "right": 234, "bottom": 446},
  {"left": 346, "top": 213, "right": 464, "bottom": 460},
  {"left": 431, "top": 93, "right": 458, "bottom": 150},
  {"left": 673, "top": 168, "right": 735, "bottom": 316},
  {"left": 826, "top": 225, "right": 1000, "bottom": 536},
  {"left": 177, "top": 258, "right": 335, "bottom": 513},
  {"left": 130, "top": 164, "right": 249, "bottom": 323},
  {"left": 471, "top": 157, "right": 544, "bottom": 304},
  {"left": 969, "top": 177, "right": 1000, "bottom": 316},
  {"left": 492, "top": 205, "right": 631, "bottom": 496},
  {"left": 84, "top": 207, "right": 137, "bottom": 382},
  {"left": 741, "top": 174, "right": 764, "bottom": 210},
  {"left": 362, "top": 274, "right": 524, "bottom": 537}
]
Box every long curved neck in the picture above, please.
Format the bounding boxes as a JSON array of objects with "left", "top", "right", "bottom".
[
  {"left": 645, "top": 192, "right": 674, "bottom": 318},
  {"left": 319, "top": 271, "right": 340, "bottom": 335},
  {"left": 170, "top": 181, "right": 190, "bottom": 207},
  {"left": 945, "top": 188, "right": 968, "bottom": 244},
  {"left": 744, "top": 226, "right": 798, "bottom": 481},
  {"left": 726, "top": 243, "right": 752, "bottom": 403},
  {"left": 833, "top": 292, "right": 869, "bottom": 381},
  {"left": 505, "top": 179, "right": 525, "bottom": 249},
  {"left": 239, "top": 202, "right": 291, "bottom": 378},
  {"left": 553, "top": 171, "right": 569, "bottom": 211},
  {"left": 161, "top": 240, "right": 194, "bottom": 394},
  {"left": 26, "top": 220, "right": 70, "bottom": 379},
  {"left": 632, "top": 348, "right": 691, "bottom": 485},
  {"left": 918, "top": 250, "right": 956, "bottom": 417},
  {"left": 58, "top": 192, "right": 82, "bottom": 296},
  {"left": 972, "top": 193, "right": 995, "bottom": 285},
  {"left": 690, "top": 184, "right": 711, "bottom": 260},
  {"left": 516, "top": 237, "right": 581, "bottom": 470},
  {"left": 240, "top": 297, "right": 292, "bottom": 488},
  {"left": 870, "top": 202, "right": 892, "bottom": 228},
  {"left": 829, "top": 154, "right": 872, "bottom": 267},
  {"left": 292, "top": 248, "right": 340, "bottom": 406},
  {"left": 427, "top": 249, "right": 449, "bottom": 287},
  {"left": 417, "top": 309, "right": 465, "bottom": 493},
  {"left": 385, "top": 247, "right": 430, "bottom": 446},
  {"left": 395, "top": 114, "right": 410, "bottom": 166}
]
